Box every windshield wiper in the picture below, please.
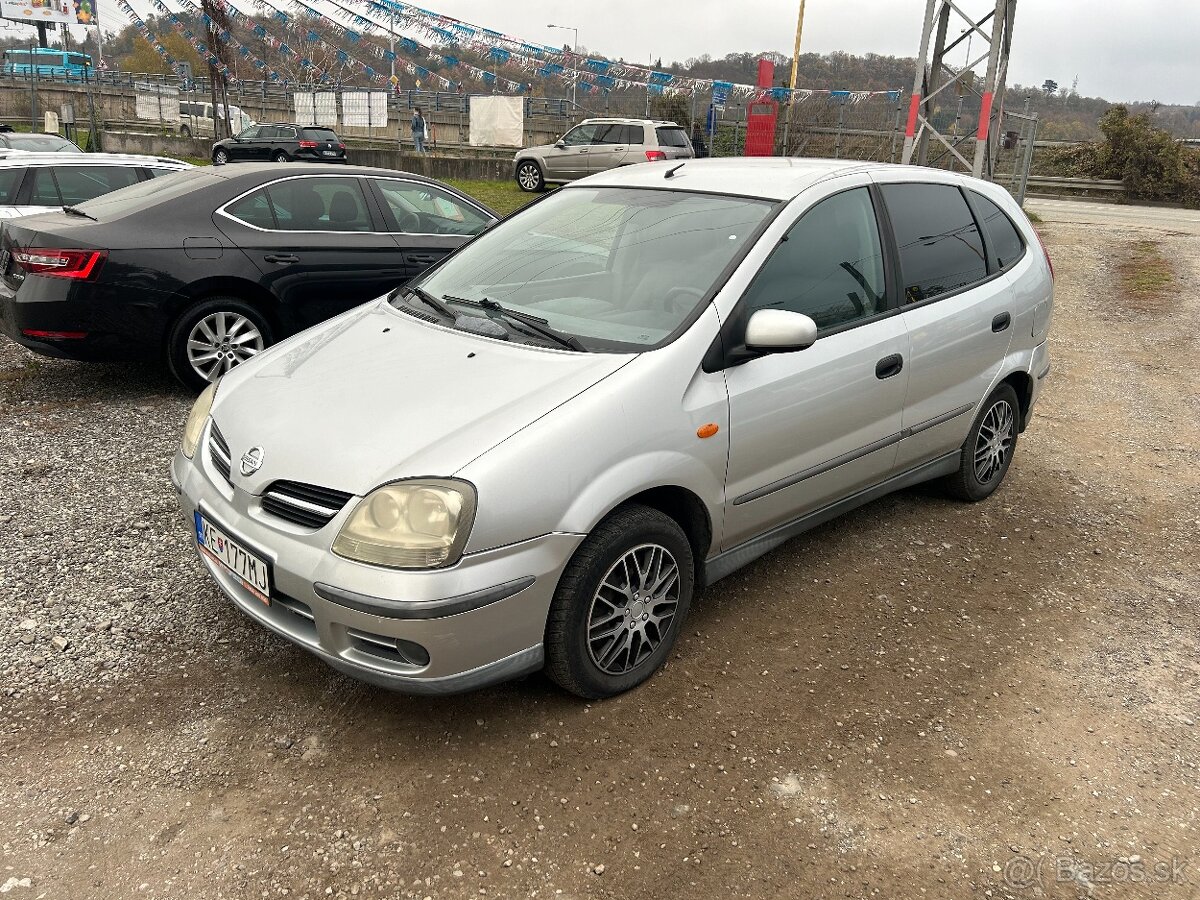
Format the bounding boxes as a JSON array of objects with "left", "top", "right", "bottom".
[
  {"left": 61, "top": 205, "right": 96, "bottom": 221},
  {"left": 443, "top": 295, "right": 586, "bottom": 351},
  {"left": 389, "top": 284, "right": 455, "bottom": 319}
]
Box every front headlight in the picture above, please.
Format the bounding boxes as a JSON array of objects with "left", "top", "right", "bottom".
[
  {"left": 332, "top": 479, "right": 477, "bottom": 569},
  {"left": 180, "top": 381, "right": 217, "bottom": 459}
]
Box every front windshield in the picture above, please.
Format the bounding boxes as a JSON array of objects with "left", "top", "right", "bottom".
[{"left": 417, "top": 186, "right": 776, "bottom": 350}]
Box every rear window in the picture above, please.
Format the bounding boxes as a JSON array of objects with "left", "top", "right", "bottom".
[
  {"left": 4, "top": 133, "right": 80, "bottom": 153},
  {"left": 969, "top": 190, "right": 1026, "bottom": 271},
  {"left": 75, "top": 168, "right": 221, "bottom": 218},
  {"left": 300, "top": 128, "right": 338, "bottom": 141},
  {"left": 655, "top": 127, "right": 689, "bottom": 148},
  {"left": 880, "top": 183, "right": 988, "bottom": 304}
]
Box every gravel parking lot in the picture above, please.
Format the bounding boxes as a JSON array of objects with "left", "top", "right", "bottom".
[{"left": 2, "top": 200, "right": 1198, "bottom": 899}]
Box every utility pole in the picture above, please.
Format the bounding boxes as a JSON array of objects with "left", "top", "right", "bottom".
[
  {"left": 35, "top": 22, "right": 48, "bottom": 48},
  {"left": 389, "top": 2, "right": 395, "bottom": 81},
  {"left": 784, "top": 0, "right": 807, "bottom": 156}
]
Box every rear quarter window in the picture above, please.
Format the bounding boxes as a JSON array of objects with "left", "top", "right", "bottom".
[
  {"left": 880, "top": 182, "right": 988, "bottom": 303},
  {"left": 969, "top": 190, "right": 1026, "bottom": 271},
  {"left": 655, "top": 127, "right": 690, "bottom": 148}
]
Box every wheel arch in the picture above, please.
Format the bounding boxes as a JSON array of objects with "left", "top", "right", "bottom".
[
  {"left": 167, "top": 277, "right": 284, "bottom": 339},
  {"left": 606, "top": 485, "right": 713, "bottom": 587},
  {"left": 1000, "top": 369, "right": 1034, "bottom": 432}
]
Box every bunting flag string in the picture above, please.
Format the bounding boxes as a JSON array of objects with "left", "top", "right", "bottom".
[
  {"left": 153, "top": 0, "right": 291, "bottom": 81},
  {"left": 116, "top": 0, "right": 190, "bottom": 76}
]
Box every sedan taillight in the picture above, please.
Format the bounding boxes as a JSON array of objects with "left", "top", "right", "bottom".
[
  {"left": 14, "top": 248, "right": 106, "bottom": 280},
  {"left": 297, "top": 140, "right": 319, "bottom": 149},
  {"left": 645, "top": 150, "right": 667, "bottom": 162}
]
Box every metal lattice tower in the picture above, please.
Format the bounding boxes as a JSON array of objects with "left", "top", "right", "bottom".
[{"left": 901, "top": 0, "right": 1017, "bottom": 178}]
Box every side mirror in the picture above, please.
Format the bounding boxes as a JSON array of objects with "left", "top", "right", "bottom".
[
  {"left": 744, "top": 309, "right": 818, "bottom": 353},
  {"left": 554, "top": 140, "right": 566, "bottom": 149}
]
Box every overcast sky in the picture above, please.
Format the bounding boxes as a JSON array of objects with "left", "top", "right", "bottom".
[
  {"left": 426, "top": 0, "right": 1200, "bottom": 105},
  {"left": 68, "top": 0, "right": 1198, "bottom": 105}
]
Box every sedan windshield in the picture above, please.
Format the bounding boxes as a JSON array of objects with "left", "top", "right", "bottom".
[{"left": 416, "top": 187, "right": 776, "bottom": 350}]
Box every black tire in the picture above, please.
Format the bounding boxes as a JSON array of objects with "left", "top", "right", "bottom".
[
  {"left": 515, "top": 160, "right": 545, "bottom": 193},
  {"left": 212, "top": 147, "right": 229, "bottom": 165},
  {"left": 272, "top": 150, "right": 290, "bottom": 163},
  {"left": 944, "top": 384, "right": 1020, "bottom": 502},
  {"left": 545, "top": 505, "right": 694, "bottom": 699},
  {"left": 180, "top": 124, "right": 191, "bottom": 138},
  {"left": 166, "top": 297, "right": 273, "bottom": 392}
]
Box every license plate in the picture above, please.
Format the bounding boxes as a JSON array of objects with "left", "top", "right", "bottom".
[
  {"left": 195, "top": 511, "right": 271, "bottom": 605},
  {"left": 322, "top": 150, "right": 338, "bottom": 156}
]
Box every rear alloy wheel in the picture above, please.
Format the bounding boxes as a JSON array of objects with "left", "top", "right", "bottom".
[
  {"left": 515, "top": 160, "right": 545, "bottom": 192},
  {"left": 272, "top": 151, "right": 290, "bottom": 163},
  {"left": 167, "top": 298, "right": 273, "bottom": 391},
  {"left": 545, "top": 505, "right": 694, "bottom": 698},
  {"left": 212, "top": 147, "right": 229, "bottom": 165},
  {"left": 944, "top": 383, "right": 1020, "bottom": 501}
]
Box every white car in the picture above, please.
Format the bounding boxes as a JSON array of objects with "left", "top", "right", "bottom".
[{"left": 0, "top": 152, "right": 191, "bottom": 219}]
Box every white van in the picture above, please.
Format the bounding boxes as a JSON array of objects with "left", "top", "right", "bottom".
[{"left": 178, "top": 102, "right": 255, "bottom": 139}]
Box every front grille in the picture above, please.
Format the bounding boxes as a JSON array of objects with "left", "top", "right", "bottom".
[
  {"left": 261, "top": 480, "right": 354, "bottom": 529},
  {"left": 208, "top": 424, "right": 233, "bottom": 485}
]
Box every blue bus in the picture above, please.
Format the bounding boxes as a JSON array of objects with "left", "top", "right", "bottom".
[{"left": 2, "top": 48, "right": 92, "bottom": 78}]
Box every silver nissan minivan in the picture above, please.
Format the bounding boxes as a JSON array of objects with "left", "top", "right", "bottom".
[{"left": 172, "top": 158, "right": 1054, "bottom": 699}]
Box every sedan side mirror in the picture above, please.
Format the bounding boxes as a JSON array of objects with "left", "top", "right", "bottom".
[
  {"left": 554, "top": 140, "right": 566, "bottom": 149},
  {"left": 744, "top": 309, "right": 818, "bottom": 353}
]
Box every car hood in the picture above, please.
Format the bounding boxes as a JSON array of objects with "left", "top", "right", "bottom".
[{"left": 210, "top": 301, "right": 634, "bottom": 497}]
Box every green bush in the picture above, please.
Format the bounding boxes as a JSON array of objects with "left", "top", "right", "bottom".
[{"left": 1042, "top": 106, "right": 1200, "bottom": 207}]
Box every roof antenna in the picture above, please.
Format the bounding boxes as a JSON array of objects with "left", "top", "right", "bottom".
[{"left": 664, "top": 162, "right": 686, "bottom": 179}]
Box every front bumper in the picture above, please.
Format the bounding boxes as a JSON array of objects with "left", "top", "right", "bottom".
[{"left": 170, "top": 427, "right": 582, "bottom": 694}]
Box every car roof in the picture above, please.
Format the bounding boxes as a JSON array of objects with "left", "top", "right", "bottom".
[
  {"left": 572, "top": 157, "right": 979, "bottom": 201},
  {"left": 0, "top": 151, "right": 191, "bottom": 168},
  {"left": 203, "top": 161, "right": 446, "bottom": 185},
  {"left": 580, "top": 118, "right": 681, "bottom": 126}
]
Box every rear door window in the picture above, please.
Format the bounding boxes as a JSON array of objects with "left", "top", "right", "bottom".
[
  {"left": 622, "top": 124, "right": 645, "bottom": 145},
  {"left": 52, "top": 166, "right": 139, "bottom": 206},
  {"left": 592, "top": 124, "right": 626, "bottom": 145},
  {"left": 969, "top": 190, "right": 1026, "bottom": 271},
  {"left": 880, "top": 182, "right": 988, "bottom": 304},
  {"left": 267, "top": 177, "right": 374, "bottom": 232},
  {"left": 655, "top": 127, "right": 690, "bottom": 148}
]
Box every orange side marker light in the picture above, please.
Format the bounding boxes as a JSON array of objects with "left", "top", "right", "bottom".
[{"left": 696, "top": 423, "right": 720, "bottom": 439}]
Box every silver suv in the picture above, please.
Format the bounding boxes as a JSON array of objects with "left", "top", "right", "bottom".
[
  {"left": 174, "top": 158, "right": 1053, "bottom": 699},
  {"left": 514, "top": 118, "right": 693, "bottom": 191}
]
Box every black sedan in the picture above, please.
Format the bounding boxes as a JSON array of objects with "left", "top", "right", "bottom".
[
  {"left": 213, "top": 124, "right": 346, "bottom": 165},
  {"left": 0, "top": 163, "right": 496, "bottom": 388}
]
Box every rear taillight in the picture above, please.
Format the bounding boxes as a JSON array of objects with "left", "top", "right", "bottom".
[
  {"left": 14, "top": 248, "right": 106, "bottom": 280},
  {"left": 297, "top": 140, "right": 318, "bottom": 149},
  {"left": 1034, "top": 229, "right": 1054, "bottom": 279},
  {"left": 337, "top": 142, "right": 345, "bottom": 150},
  {"left": 645, "top": 150, "right": 667, "bottom": 162}
]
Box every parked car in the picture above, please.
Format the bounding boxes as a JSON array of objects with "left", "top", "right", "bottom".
[
  {"left": 178, "top": 101, "right": 255, "bottom": 139},
  {"left": 0, "top": 163, "right": 497, "bottom": 388},
  {"left": 212, "top": 124, "right": 347, "bottom": 165},
  {"left": 513, "top": 118, "right": 693, "bottom": 192},
  {"left": 0, "top": 132, "right": 82, "bottom": 153},
  {"left": 170, "top": 158, "right": 1054, "bottom": 698},
  {"left": 0, "top": 152, "right": 190, "bottom": 219}
]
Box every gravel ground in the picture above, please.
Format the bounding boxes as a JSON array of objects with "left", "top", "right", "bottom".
[{"left": 1, "top": 201, "right": 1198, "bottom": 899}]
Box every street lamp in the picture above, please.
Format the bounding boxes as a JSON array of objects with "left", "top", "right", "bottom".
[{"left": 547, "top": 23, "right": 579, "bottom": 108}]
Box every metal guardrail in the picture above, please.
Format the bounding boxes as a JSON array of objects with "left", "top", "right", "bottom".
[{"left": 1026, "top": 176, "right": 1125, "bottom": 194}]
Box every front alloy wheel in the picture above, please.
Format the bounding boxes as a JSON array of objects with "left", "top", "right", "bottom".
[
  {"left": 212, "top": 148, "right": 229, "bottom": 165},
  {"left": 546, "top": 504, "right": 694, "bottom": 698},
  {"left": 516, "top": 160, "right": 545, "bottom": 192},
  {"left": 587, "top": 544, "right": 681, "bottom": 675}
]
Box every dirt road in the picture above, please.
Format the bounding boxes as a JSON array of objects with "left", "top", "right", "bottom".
[{"left": 2, "top": 202, "right": 1198, "bottom": 899}]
